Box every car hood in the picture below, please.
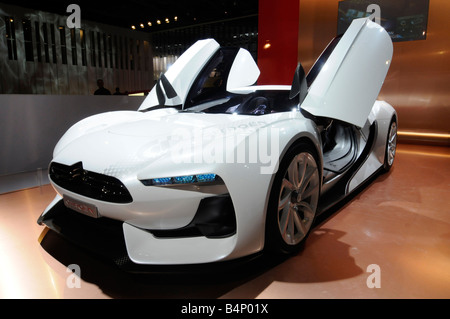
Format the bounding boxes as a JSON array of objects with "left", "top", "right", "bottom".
[{"left": 52, "top": 108, "right": 277, "bottom": 179}]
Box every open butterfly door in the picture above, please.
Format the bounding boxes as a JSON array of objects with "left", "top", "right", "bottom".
[
  {"left": 138, "top": 38, "right": 261, "bottom": 111},
  {"left": 139, "top": 39, "right": 220, "bottom": 110},
  {"left": 301, "top": 18, "right": 393, "bottom": 127}
]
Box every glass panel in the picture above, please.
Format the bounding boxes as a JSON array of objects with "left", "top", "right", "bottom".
[
  {"left": 42, "top": 23, "right": 50, "bottom": 63},
  {"left": 22, "top": 19, "right": 33, "bottom": 61},
  {"left": 59, "top": 26, "right": 67, "bottom": 64},
  {"left": 90, "top": 31, "right": 96, "bottom": 67},
  {"left": 35, "top": 21, "right": 42, "bottom": 62},
  {"left": 50, "top": 24, "right": 57, "bottom": 63},
  {"left": 4, "top": 16, "right": 17, "bottom": 60},
  {"left": 70, "top": 28, "right": 77, "bottom": 65},
  {"left": 80, "top": 29, "right": 87, "bottom": 66}
]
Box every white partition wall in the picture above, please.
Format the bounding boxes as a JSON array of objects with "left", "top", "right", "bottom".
[{"left": 0, "top": 94, "right": 145, "bottom": 193}]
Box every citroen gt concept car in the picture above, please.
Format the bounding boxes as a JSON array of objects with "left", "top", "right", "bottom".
[{"left": 38, "top": 18, "right": 397, "bottom": 268}]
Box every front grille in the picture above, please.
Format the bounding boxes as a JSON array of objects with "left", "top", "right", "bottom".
[{"left": 49, "top": 161, "right": 133, "bottom": 203}]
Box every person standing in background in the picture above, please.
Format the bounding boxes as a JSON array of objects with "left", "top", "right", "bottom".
[{"left": 94, "top": 79, "right": 111, "bottom": 95}]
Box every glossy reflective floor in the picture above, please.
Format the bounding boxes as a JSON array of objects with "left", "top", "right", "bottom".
[{"left": 0, "top": 144, "right": 449, "bottom": 299}]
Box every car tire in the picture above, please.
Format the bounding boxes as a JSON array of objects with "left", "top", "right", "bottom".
[
  {"left": 265, "top": 142, "right": 320, "bottom": 255},
  {"left": 383, "top": 117, "right": 397, "bottom": 172}
]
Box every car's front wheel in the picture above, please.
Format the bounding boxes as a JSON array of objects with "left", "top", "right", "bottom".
[{"left": 265, "top": 142, "right": 320, "bottom": 255}]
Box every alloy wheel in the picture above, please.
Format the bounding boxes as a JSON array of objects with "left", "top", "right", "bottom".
[{"left": 277, "top": 152, "right": 320, "bottom": 245}]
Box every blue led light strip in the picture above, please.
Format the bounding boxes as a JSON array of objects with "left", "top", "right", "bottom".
[{"left": 142, "top": 173, "right": 217, "bottom": 186}]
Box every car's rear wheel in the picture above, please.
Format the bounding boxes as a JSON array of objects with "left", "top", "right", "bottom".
[
  {"left": 265, "top": 142, "right": 320, "bottom": 255},
  {"left": 383, "top": 118, "right": 397, "bottom": 172}
]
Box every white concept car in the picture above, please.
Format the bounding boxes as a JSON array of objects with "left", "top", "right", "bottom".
[{"left": 38, "top": 18, "right": 397, "bottom": 269}]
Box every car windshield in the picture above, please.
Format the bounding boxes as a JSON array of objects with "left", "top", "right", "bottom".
[
  {"left": 144, "top": 47, "right": 300, "bottom": 115},
  {"left": 181, "top": 47, "right": 300, "bottom": 115},
  {"left": 183, "top": 90, "right": 298, "bottom": 115}
]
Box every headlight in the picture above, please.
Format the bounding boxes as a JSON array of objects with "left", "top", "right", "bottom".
[
  {"left": 141, "top": 173, "right": 217, "bottom": 186},
  {"left": 139, "top": 174, "right": 227, "bottom": 194}
]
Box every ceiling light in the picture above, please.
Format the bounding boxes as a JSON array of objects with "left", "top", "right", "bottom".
[
  {"left": 148, "top": 22, "right": 152, "bottom": 26},
  {"left": 157, "top": 20, "right": 161, "bottom": 24}
]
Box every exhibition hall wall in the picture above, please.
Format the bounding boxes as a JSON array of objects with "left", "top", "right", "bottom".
[
  {"left": 258, "top": 0, "right": 449, "bottom": 146},
  {"left": 0, "top": 95, "right": 144, "bottom": 193},
  {"left": 257, "top": 0, "right": 299, "bottom": 86},
  {"left": 299, "top": 0, "right": 449, "bottom": 145},
  {"left": 0, "top": 3, "right": 154, "bottom": 95}
]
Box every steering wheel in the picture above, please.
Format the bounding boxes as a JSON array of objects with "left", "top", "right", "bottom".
[{"left": 241, "top": 96, "right": 270, "bottom": 115}]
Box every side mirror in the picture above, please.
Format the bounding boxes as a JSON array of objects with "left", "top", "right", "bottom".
[
  {"left": 226, "top": 49, "right": 260, "bottom": 92},
  {"left": 289, "top": 63, "right": 308, "bottom": 105}
]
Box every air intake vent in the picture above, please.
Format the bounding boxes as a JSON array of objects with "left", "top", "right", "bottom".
[{"left": 49, "top": 162, "right": 133, "bottom": 203}]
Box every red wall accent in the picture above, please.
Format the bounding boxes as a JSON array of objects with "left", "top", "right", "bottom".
[{"left": 257, "top": 0, "right": 300, "bottom": 85}]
